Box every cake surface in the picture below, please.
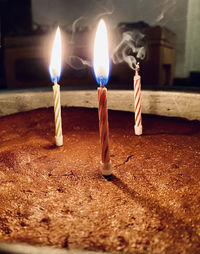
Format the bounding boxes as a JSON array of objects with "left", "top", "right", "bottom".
[{"left": 0, "top": 107, "right": 200, "bottom": 253}]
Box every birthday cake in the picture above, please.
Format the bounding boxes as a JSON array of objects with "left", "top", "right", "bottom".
[{"left": 0, "top": 107, "right": 200, "bottom": 253}]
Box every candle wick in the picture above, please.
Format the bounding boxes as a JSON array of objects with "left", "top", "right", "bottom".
[
  {"left": 134, "top": 62, "right": 140, "bottom": 76},
  {"left": 100, "top": 82, "right": 104, "bottom": 88}
]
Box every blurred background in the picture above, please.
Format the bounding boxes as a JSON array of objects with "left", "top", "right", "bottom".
[{"left": 0, "top": 0, "right": 199, "bottom": 91}]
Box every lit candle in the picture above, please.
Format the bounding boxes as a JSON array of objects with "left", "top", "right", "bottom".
[
  {"left": 93, "top": 19, "right": 112, "bottom": 176},
  {"left": 134, "top": 63, "right": 142, "bottom": 135},
  {"left": 49, "top": 27, "right": 63, "bottom": 146}
]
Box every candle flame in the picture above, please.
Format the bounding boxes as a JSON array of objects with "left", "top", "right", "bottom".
[
  {"left": 49, "top": 27, "right": 62, "bottom": 83},
  {"left": 93, "top": 19, "right": 110, "bottom": 86}
]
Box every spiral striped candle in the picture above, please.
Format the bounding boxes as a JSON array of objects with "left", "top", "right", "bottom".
[
  {"left": 134, "top": 63, "right": 143, "bottom": 135},
  {"left": 98, "top": 86, "right": 112, "bottom": 176},
  {"left": 53, "top": 82, "right": 63, "bottom": 146}
]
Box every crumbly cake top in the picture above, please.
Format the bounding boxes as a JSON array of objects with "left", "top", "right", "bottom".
[{"left": 0, "top": 107, "right": 200, "bottom": 253}]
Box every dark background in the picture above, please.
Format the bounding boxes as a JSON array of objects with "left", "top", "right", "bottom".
[{"left": 0, "top": 0, "right": 199, "bottom": 91}]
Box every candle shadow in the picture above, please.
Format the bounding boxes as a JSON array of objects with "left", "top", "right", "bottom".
[
  {"left": 106, "top": 174, "right": 198, "bottom": 238},
  {"left": 43, "top": 144, "right": 59, "bottom": 150}
]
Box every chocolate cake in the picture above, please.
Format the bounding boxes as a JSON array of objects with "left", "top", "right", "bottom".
[{"left": 0, "top": 107, "right": 200, "bottom": 253}]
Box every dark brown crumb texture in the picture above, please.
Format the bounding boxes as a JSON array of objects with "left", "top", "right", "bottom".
[{"left": 0, "top": 107, "right": 200, "bottom": 253}]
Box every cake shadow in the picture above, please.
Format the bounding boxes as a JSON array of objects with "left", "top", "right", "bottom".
[
  {"left": 142, "top": 128, "right": 200, "bottom": 136},
  {"left": 108, "top": 174, "right": 198, "bottom": 238},
  {"left": 141, "top": 115, "right": 200, "bottom": 136}
]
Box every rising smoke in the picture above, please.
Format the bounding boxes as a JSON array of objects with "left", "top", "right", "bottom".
[
  {"left": 66, "top": 16, "right": 92, "bottom": 69},
  {"left": 67, "top": 20, "right": 147, "bottom": 71},
  {"left": 112, "top": 29, "right": 146, "bottom": 70},
  {"left": 70, "top": 16, "right": 86, "bottom": 43},
  {"left": 65, "top": 0, "right": 178, "bottom": 71},
  {"left": 66, "top": 0, "right": 115, "bottom": 70},
  {"left": 68, "top": 56, "right": 91, "bottom": 70}
]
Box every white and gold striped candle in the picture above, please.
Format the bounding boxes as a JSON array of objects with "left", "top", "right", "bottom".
[
  {"left": 53, "top": 81, "right": 63, "bottom": 146},
  {"left": 49, "top": 27, "right": 63, "bottom": 146}
]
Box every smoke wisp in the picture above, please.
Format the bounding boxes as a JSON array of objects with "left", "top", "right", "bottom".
[
  {"left": 67, "top": 56, "right": 91, "bottom": 70},
  {"left": 112, "top": 29, "right": 146, "bottom": 70}
]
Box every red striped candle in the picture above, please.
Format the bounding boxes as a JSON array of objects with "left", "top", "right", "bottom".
[
  {"left": 93, "top": 19, "right": 112, "bottom": 176},
  {"left": 134, "top": 63, "right": 143, "bottom": 135},
  {"left": 98, "top": 85, "right": 112, "bottom": 175}
]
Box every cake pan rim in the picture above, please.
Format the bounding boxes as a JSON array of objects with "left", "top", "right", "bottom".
[{"left": 0, "top": 89, "right": 199, "bottom": 120}]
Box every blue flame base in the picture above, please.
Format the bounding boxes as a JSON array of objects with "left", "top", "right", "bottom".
[
  {"left": 95, "top": 76, "right": 109, "bottom": 86},
  {"left": 49, "top": 68, "right": 61, "bottom": 83},
  {"left": 50, "top": 76, "right": 60, "bottom": 84}
]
